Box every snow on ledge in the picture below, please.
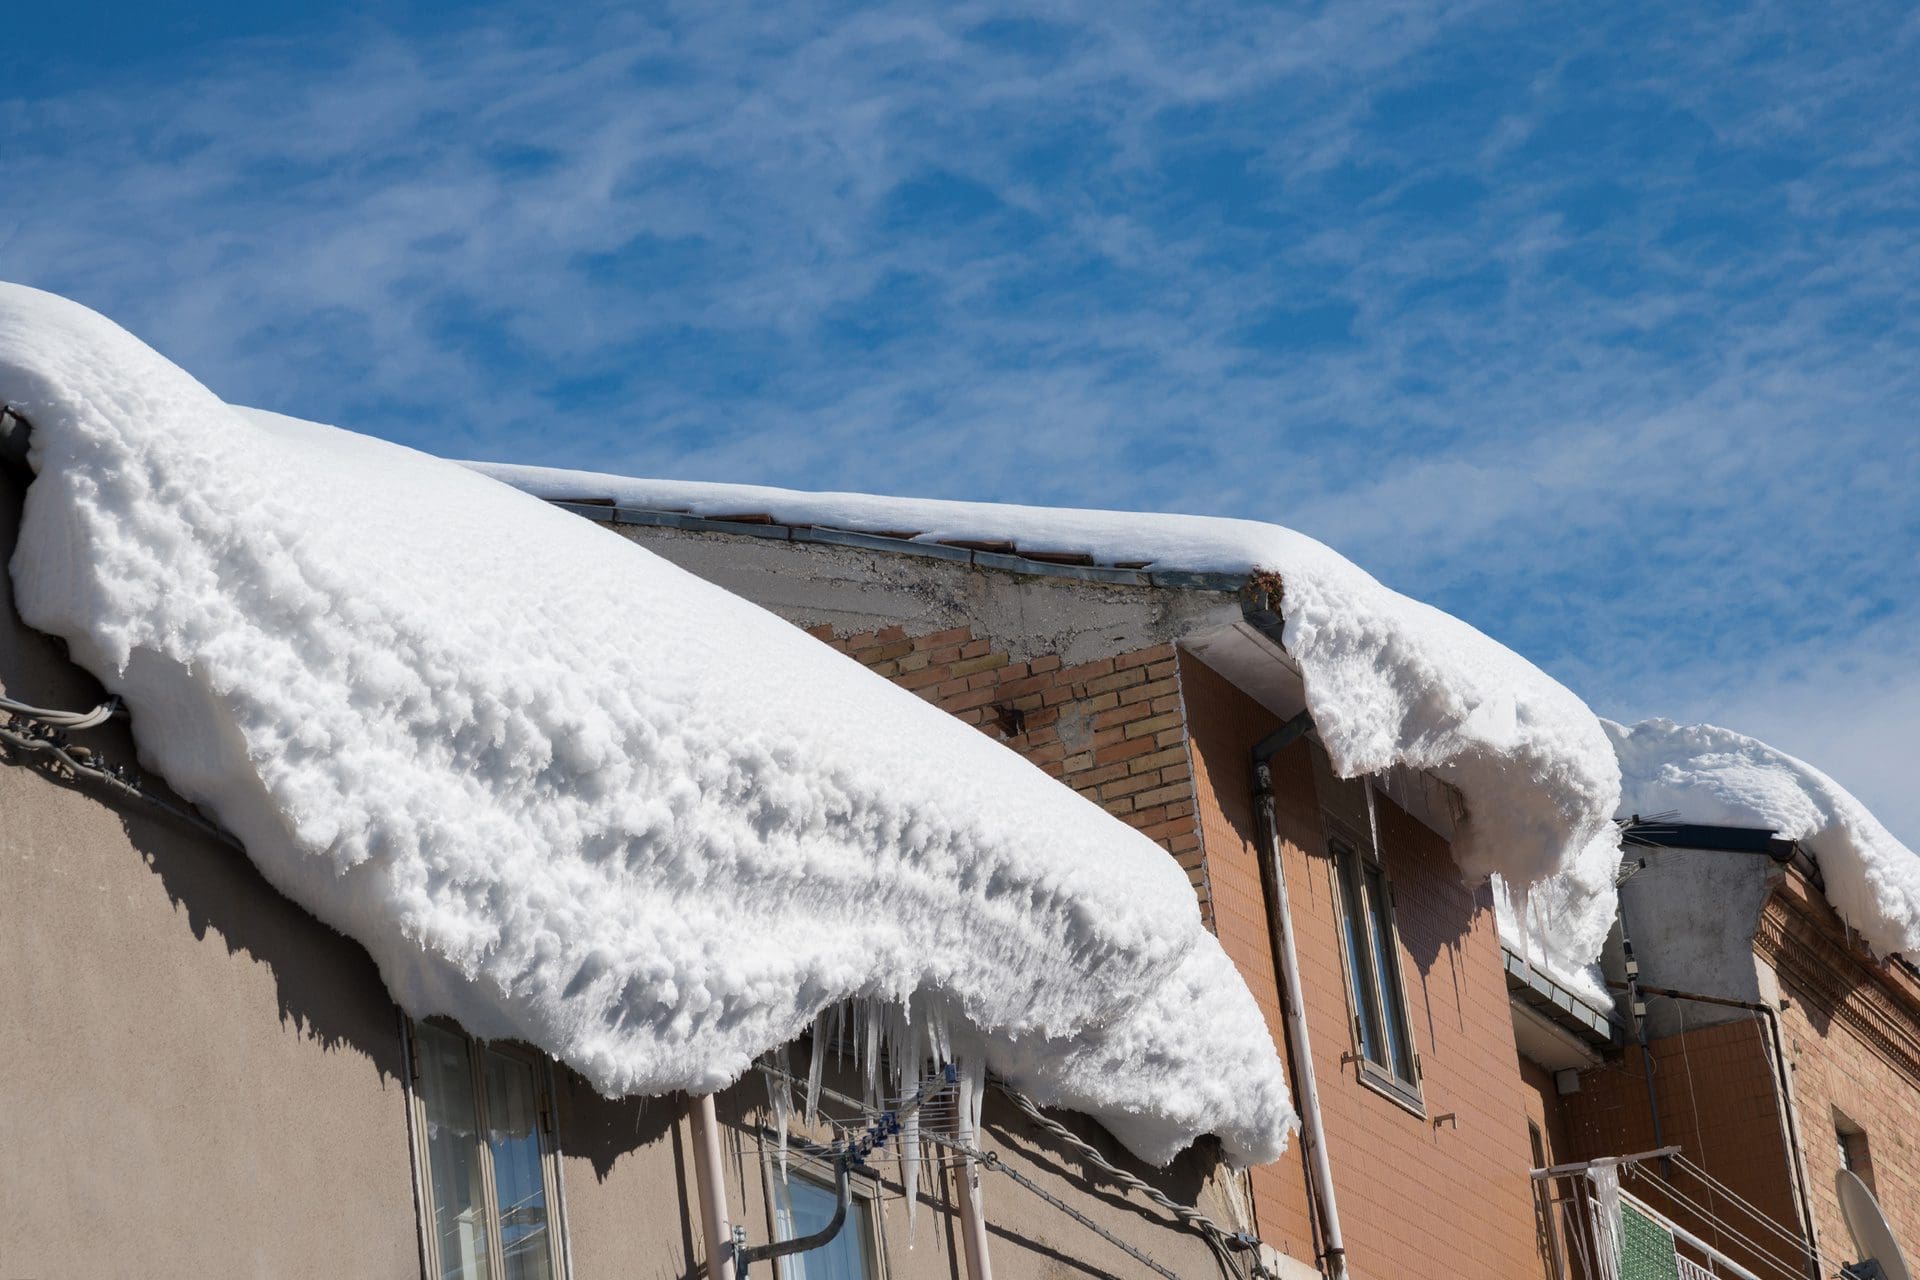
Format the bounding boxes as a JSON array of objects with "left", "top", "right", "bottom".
[
  {"left": 472, "top": 461, "right": 1628, "bottom": 956},
  {"left": 0, "top": 283, "right": 1294, "bottom": 1166},
  {"left": 1607, "top": 718, "right": 1920, "bottom": 961}
]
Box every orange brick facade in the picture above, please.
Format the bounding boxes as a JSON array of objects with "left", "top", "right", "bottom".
[
  {"left": 1534, "top": 869, "right": 1920, "bottom": 1280},
  {"left": 811, "top": 623, "right": 1213, "bottom": 922},
  {"left": 1557, "top": 1018, "right": 1804, "bottom": 1278},
  {"left": 812, "top": 612, "right": 1555, "bottom": 1279},
  {"left": 1762, "top": 874, "right": 1920, "bottom": 1270},
  {"left": 1180, "top": 653, "right": 1549, "bottom": 1280},
  {"left": 799, "top": 609, "right": 1920, "bottom": 1280}
]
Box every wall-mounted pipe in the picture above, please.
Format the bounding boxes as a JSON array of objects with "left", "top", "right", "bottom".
[
  {"left": 956, "top": 1153, "right": 994, "bottom": 1280},
  {"left": 690, "top": 1093, "right": 736, "bottom": 1280},
  {"left": 1252, "top": 710, "right": 1348, "bottom": 1280},
  {"left": 735, "top": 1155, "right": 852, "bottom": 1275}
]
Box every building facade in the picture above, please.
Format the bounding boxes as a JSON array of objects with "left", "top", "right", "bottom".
[{"left": 8, "top": 468, "right": 1916, "bottom": 1280}]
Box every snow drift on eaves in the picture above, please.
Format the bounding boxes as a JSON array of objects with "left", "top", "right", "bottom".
[
  {"left": 0, "top": 282, "right": 1293, "bottom": 1166},
  {"left": 471, "top": 461, "right": 1626, "bottom": 899},
  {"left": 1608, "top": 718, "right": 1920, "bottom": 960}
]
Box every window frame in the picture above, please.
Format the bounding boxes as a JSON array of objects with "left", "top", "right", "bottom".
[
  {"left": 1834, "top": 1109, "right": 1875, "bottom": 1192},
  {"left": 754, "top": 1120, "right": 890, "bottom": 1280},
  {"left": 1326, "top": 815, "right": 1424, "bottom": 1113},
  {"left": 404, "top": 1017, "right": 572, "bottom": 1280}
]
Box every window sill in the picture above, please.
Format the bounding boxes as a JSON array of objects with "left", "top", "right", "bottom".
[{"left": 1352, "top": 1061, "right": 1425, "bottom": 1118}]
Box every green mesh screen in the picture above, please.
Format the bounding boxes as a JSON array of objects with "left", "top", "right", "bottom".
[{"left": 1619, "top": 1200, "right": 1681, "bottom": 1280}]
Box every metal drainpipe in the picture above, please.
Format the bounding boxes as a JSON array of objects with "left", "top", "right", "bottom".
[
  {"left": 1618, "top": 983, "right": 1822, "bottom": 1280},
  {"left": 690, "top": 1093, "right": 737, "bottom": 1280},
  {"left": 956, "top": 1153, "right": 994, "bottom": 1280},
  {"left": 1252, "top": 711, "right": 1348, "bottom": 1280}
]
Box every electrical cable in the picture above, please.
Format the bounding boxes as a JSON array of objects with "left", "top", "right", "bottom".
[
  {"left": 0, "top": 696, "right": 238, "bottom": 848},
  {"left": 761, "top": 1060, "right": 1261, "bottom": 1279}
]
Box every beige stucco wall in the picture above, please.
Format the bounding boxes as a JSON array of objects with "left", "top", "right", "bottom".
[
  {"left": 568, "top": 1056, "right": 1249, "bottom": 1280},
  {"left": 0, "top": 469, "right": 1260, "bottom": 1279},
  {"left": 0, "top": 477, "right": 422, "bottom": 1276}
]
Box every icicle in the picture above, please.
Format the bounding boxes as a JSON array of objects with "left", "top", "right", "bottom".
[
  {"left": 902, "top": 1104, "right": 921, "bottom": 1245},
  {"left": 804, "top": 1007, "right": 829, "bottom": 1126},
  {"left": 926, "top": 1003, "right": 951, "bottom": 1067},
  {"left": 961, "top": 1055, "right": 986, "bottom": 1148},
  {"left": 896, "top": 996, "right": 923, "bottom": 1246},
  {"left": 764, "top": 1047, "right": 793, "bottom": 1185},
  {"left": 861, "top": 998, "right": 884, "bottom": 1107}
]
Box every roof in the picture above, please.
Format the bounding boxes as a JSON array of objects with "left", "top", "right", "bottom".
[{"left": 0, "top": 281, "right": 1296, "bottom": 1166}]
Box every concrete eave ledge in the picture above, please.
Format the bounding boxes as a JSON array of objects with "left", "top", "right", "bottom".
[
  {"left": 547, "top": 499, "right": 1252, "bottom": 593},
  {"left": 1503, "top": 945, "right": 1622, "bottom": 1051}
]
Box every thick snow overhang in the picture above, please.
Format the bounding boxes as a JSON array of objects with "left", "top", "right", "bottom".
[
  {"left": 1607, "top": 718, "right": 1920, "bottom": 964},
  {"left": 473, "top": 461, "right": 1630, "bottom": 985},
  {"left": 0, "top": 282, "right": 1298, "bottom": 1168}
]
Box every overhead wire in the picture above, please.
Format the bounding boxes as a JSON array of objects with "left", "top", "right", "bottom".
[
  {"left": 0, "top": 694, "right": 239, "bottom": 848},
  {"left": 759, "top": 1060, "right": 1263, "bottom": 1280}
]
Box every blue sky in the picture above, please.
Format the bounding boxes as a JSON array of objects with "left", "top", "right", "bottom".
[{"left": 3, "top": 2, "right": 1915, "bottom": 839}]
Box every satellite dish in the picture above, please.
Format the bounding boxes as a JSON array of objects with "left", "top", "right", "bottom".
[{"left": 1839, "top": 1168, "right": 1914, "bottom": 1280}]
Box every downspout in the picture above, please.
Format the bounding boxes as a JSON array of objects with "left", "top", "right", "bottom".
[
  {"left": 1610, "top": 982, "right": 1821, "bottom": 1280},
  {"left": 956, "top": 1153, "right": 995, "bottom": 1280},
  {"left": 1252, "top": 710, "right": 1348, "bottom": 1280},
  {"left": 690, "top": 1093, "right": 737, "bottom": 1280}
]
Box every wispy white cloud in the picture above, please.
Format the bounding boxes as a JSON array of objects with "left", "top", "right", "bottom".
[{"left": 0, "top": 0, "right": 1914, "bottom": 838}]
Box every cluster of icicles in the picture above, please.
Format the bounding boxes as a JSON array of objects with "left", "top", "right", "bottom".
[{"left": 760, "top": 996, "right": 988, "bottom": 1243}]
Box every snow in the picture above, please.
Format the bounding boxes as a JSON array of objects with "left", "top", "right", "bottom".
[
  {"left": 471, "top": 461, "right": 1627, "bottom": 914},
  {"left": 1608, "top": 718, "right": 1920, "bottom": 960},
  {"left": 0, "top": 282, "right": 1293, "bottom": 1167}
]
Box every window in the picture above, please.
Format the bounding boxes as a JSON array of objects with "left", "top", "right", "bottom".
[
  {"left": 1835, "top": 1111, "right": 1874, "bottom": 1191},
  {"left": 1331, "top": 831, "right": 1420, "bottom": 1102},
  {"left": 771, "top": 1169, "right": 879, "bottom": 1280},
  {"left": 409, "top": 1020, "right": 568, "bottom": 1280}
]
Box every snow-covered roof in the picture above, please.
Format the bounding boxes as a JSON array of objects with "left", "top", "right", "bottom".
[
  {"left": 473, "top": 461, "right": 1631, "bottom": 982},
  {"left": 1608, "top": 718, "right": 1920, "bottom": 960},
  {"left": 0, "top": 283, "right": 1296, "bottom": 1166}
]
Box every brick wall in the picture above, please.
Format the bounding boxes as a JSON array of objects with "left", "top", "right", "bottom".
[
  {"left": 810, "top": 623, "right": 1213, "bottom": 923},
  {"left": 1180, "top": 652, "right": 1546, "bottom": 1280},
  {"left": 1760, "top": 875, "right": 1920, "bottom": 1270},
  {"left": 810, "top": 624, "right": 1558, "bottom": 1279},
  {"left": 1556, "top": 1017, "right": 1804, "bottom": 1279},
  {"left": 1518, "top": 1059, "right": 1575, "bottom": 1280}
]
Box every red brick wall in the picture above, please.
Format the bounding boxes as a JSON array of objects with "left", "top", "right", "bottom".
[
  {"left": 1178, "top": 650, "right": 1320, "bottom": 1258},
  {"left": 1180, "top": 652, "right": 1546, "bottom": 1280},
  {"left": 812, "top": 625, "right": 1554, "bottom": 1279},
  {"left": 1555, "top": 1018, "right": 1804, "bottom": 1279},
  {"left": 1760, "top": 875, "right": 1920, "bottom": 1268},
  {"left": 812, "top": 624, "right": 1212, "bottom": 922},
  {"left": 1518, "top": 1059, "right": 1575, "bottom": 1280},
  {"left": 1783, "top": 994, "right": 1920, "bottom": 1267}
]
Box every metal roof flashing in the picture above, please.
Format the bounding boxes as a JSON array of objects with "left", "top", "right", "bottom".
[
  {"left": 543, "top": 497, "right": 1254, "bottom": 593},
  {"left": 1504, "top": 945, "right": 1623, "bottom": 1053}
]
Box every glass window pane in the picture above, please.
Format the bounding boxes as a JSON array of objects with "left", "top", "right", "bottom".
[
  {"left": 1337, "top": 853, "right": 1382, "bottom": 1065},
  {"left": 418, "top": 1024, "right": 491, "bottom": 1280},
  {"left": 1364, "top": 863, "right": 1416, "bottom": 1084},
  {"left": 482, "top": 1049, "right": 555, "bottom": 1280},
  {"left": 774, "top": 1172, "right": 873, "bottom": 1280}
]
